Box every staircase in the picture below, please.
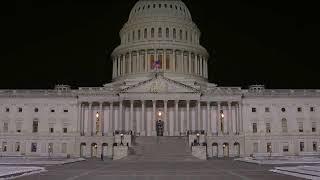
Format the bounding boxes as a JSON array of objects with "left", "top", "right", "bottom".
[{"left": 120, "top": 136, "right": 202, "bottom": 162}]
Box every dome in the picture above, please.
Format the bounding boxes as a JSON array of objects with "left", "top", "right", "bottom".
[{"left": 128, "top": 0, "right": 192, "bottom": 22}]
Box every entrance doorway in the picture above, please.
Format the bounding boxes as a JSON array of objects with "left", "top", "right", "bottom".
[{"left": 156, "top": 120, "right": 164, "bottom": 136}]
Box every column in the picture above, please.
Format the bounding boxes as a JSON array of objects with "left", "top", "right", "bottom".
[
  {"left": 145, "top": 50, "right": 148, "bottom": 72},
  {"left": 189, "top": 52, "right": 192, "bottom": 73},
  {"left": 119, "top": 101, "right": 123, "bottom": 131},
  {"left": 122, "top": 55, "right": 125, "bottom": 75},
  {"left": 217, "top": 103, "right": 221, "bottom": 134},
  {"left": 152, "top": 100, "right": 156, "bottom": 135},
  {"left": 109, "top": 102, "right": 113, "bottom": 135},
  {"left": 117, "top": 56, "right": 121, "bottom": 76},
  {"left": 163, "top": 49, "right": 166, "bottom": 71},
  {"left": 228, "top": 102, "right": 231, "bottom": 135},
  {"left": 207, "top": 101, "right": 211, "bottom": 135},
  {"left": 240, "top": 102, "right": 243, "bottom": 133},
  {"left": 136, "top": 101, "right": 140, "bottom": 134},
  {"left": 88, "top": 103, "right": 92, "bottom": 136},
  {"left": 164, "top": 100, "right": 168, "bottom": 135},
  {"left": 78, "top": 103, "right": 81, "bottom": 134},
  {"left": 112, "top": 59, "right": 115, "bottom": 78},
  {"left": 181, "top": 102, "right": 184, "bottom": 133},
  {"left": 181, "top": 51, "right": 184, "bottom": 73},
  {"left": 200, "top": 56, "right": 203, "bottom": 77},
  {"left": 195, "top": 55, "right": 198, "bottom": 75},
  {"left": 147, "top": 101, "right": 151, "bottom": 135},
  {"left": 186, "top": 100, "right": 190, "bottom": 131},
  {"left": 141, "top": 101, "right": 145, "bottom": 135},
  {"left": 137, "top": 51, "right": 140, "bottom": 72},
  {"left": 129, "top": 52, "right": 132, "bottom": 74},
  {"left": 130, "top": 100, "right": 134, "bottom": 131},
  {"left": 197, "top": 101, "right": 201, "bottom": 130},
  {"left": 175, "top": 100, "right": 179, "bottom": 135},
  {"left": 154, "top": 49, "right": 157, "bottom": 71},
  {"left": 125, "top": 101, "right": 129, "bottom": 131},
  {"left": 82, "top": 104, "right": 85, "bottom": 135},
  {"left": 100, "top": 103, "right": 104, "bottom": 136},
  {"left": 173, "top": 50, "right": 176, "bottom": 72}
]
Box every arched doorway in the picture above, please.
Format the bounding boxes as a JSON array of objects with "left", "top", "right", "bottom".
[
  {"left": 91, "top": 143, "right": 98, "bottom": 157},
  {"left": 102, "top": 143, "right": 108, "bottom": 157},
  {"left": 234, "top": 142, "right": 240, "bottom": 157},
  {"left": 223, "top": 143, "right": 229, "bottom": 157},
  {"left": 80, "top": 143, "right": 86, "bottom": 157},
  {"left": 212, "top": 143, "right": 218, "bottom": 157},
  {"left": 156, "top": 120, "right": 164, "bottom": 136}
]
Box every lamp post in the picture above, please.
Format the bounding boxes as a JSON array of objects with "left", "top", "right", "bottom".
[
  {"left": 120, "top": 133, "right": 124, "bottom": 145},
  {"left": 196, "top": 133, "right": 200, "bottom": 146}
]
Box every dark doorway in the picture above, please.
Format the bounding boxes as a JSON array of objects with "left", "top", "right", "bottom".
[{"left": 156, "top": 120, "right": 164, "bottom": 136}]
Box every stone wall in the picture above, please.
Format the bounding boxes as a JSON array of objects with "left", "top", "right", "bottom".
[
  {"left": 192, "top": 146, "right": 207, "bottom": 160},
  {"left": 114, "top": 135, "right": 132, "bottom": 147},
  {"left": 188, "top": 135, "right": 206, "bottom": 147},
  {"left": 113, "top": 146, "right": 128, "bottom": 160}
]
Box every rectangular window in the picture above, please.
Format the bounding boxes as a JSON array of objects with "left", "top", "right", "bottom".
[
  {"left": 51, "top": 109, "right": 55, "bottom": 113},
  {"left": 61, "top": 143, "right": 67, "bottom": 153},
  {"left": 298, "top": 122, "right": 303, "bottom": 132},
  {"left": 31, "top": 143, "right": 37, "bottom": 152},
  {"left": 310, "top": 107, "right": 315, "bottom": 112},
  {"left": 265, "top": 107, "right": 270, "bottom": 112},
  {"left": 15, "top": 142, "right": 20, "bottom": 152},
  {"left": 282, "top": 118, "right": 288, "bottom": 133},
  {"left": 252, "top": 123, "right": 257, "bottom": 133},
  {"left": 63, "top": 128, "right": 68, "bottom": 133},
  {"left": 253, "top": 142, "right": 258, "bottom": 153},
  {"left": 49, "top": 128, "right": 54, "bottom": 133},
  {"left": 252, "top": 107, "right": 256, "bottom": 112},
  {"left": 2, "top": 142, "right": 7, "bottom": 152},
  {"left": 300, "top": 142, "right": 304, "bottom": 152},
  {"left": 32, "top": 121, "right": 38, "bottom": 133},
  {"left": 63, "top": 109, "right": 68, "bottom": 113},
  {"left": 266, "top": 123, "right": 271, "bottom": 133},
  {"left": 267, "top": 142, "right": 272, "bottom": 153},
  {"left": 297, "top": 107, "right": 302, "bottom": 112},
  {"left": 283, "top": 144, "right": 289, "bottom": 152},
  {"left": 3, "top": 122, "right": 8, "bottom": 133},
  {"left": 312, "top": 122, "right": 316, "bottom": 132},
  {"left": 5, "top": 108, "right": 9, "bottom": 112},
  {"left": 18, "top": 107, "right": 22, "bottom": 112},
  {"left": 313, "top": 142, "right": 317, "bottom": 152}
]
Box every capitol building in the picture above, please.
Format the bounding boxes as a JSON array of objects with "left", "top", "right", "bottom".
[{"left": 1, "top": 0, "right": 320, "bottom": 159}]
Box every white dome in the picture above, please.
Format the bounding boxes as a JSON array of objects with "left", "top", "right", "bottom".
[{"left": 128, "top": 0, "right": 192, "bottom": 22}]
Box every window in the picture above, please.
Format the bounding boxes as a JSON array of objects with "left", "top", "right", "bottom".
[
  {"left": 173, "top": 28, "right": 176, "bottom": 39},
  {"left": 252, "top": 107, "right": 256, "bottom": 112},
  {"left": 138, "top": 30, "right": 141, "bottom": 40},
  {"left": 166, "top": 28, "right": 169, "bottom": 38},
  {"left": 253, "top": 142, "right": 258, "bottom": 153},
  {"left": 252, "top": 123, "right": 257, "bottom": 133},
  {"left": 151, "top": 28, "right": 154, "bottom": 38},
  {"left": 61, "top": 143, "right": 67, "bottom": 153},
  {"left": 32, "top": 120, "right": 38, "bottom": 133},
  {"left": 63, "top": 128, "right": 68, "bottom": 133},
  {"left": 313, "top": 142, "right": 317, "bottom": 152},
  {"left": 153, "top": 4, "right": 156, "bottom": 8},
  {"left": 5, "top": 108, "right": 9, "bottom": 112},
  {"left": 3, "top": 122, "right": 8, "bottom": 133},
  {"left": 282, "top": 118, "right": 288, "bottom": 133},
  {"left": 144, "top": 28, "right": 147, "bottom": 39},
  {"left": 34, "top": 108, "right": 39, "bottom": 112},
  {"left": 158, "top": 27, "right": 162, "bottom": 38},
  {"left": 15, "top": 142, "right": 20, "bottom": 152},
  {"left": 31, "top": 143, "right": 37, "bottom": 152},
  {"left": 267, "top": 142, "right": 272, "bottom": 153},
  {"left": 312, "top": 122, "right": 316, "bottom": 132},
  {"left": 298, "top": 122, "right": 303, "bottom": 132},
  {"left": 283, "top": 144, "right": 289, "bottom": 152},
  {"left": 179, "top": 29, "right": 182, "bottom": 40},
  {"left": 63, "top": 109, "right": 68, "bottom": 113},
  {"left": 297, "top": 107, "right": 302, "bottom": 112},
  {"left": 265, "top": 107, "right": 270, "bottom": 112},
  {"left": 300, "top": 142, "right": 304, "bottom": 152},
  {"left": 132, "top": 31, "right": 135, "bottom": 40},
  {"left": 266, "top": 123, "right": 271, "bottom": 133},
  {"left": 49, "top": 127, "right": 54, "bottom": 133},
  {"left": 310, "top": 107, "right": 315, "bottom": 112},
  {"left": 51, "top": 109, "right": 55, "bottom": 113},
  {"left": 281, "top": 107, "right": 286, "bottom": 112},
  {"left": 185, "top": 31, "right": 188, "bottom": 40},
  {"left": 18, "top": 107, "right": 22, "bottom": 112},
  {"left": 2, "top": 142, "right": 7, "bottom": 152}
]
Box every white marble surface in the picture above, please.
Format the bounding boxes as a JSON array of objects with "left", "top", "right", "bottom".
[
  {"left": 236, "top": 156, "right": 320, "bottom": 165},
  {"left": 270, "top": 165, "right": 320, "bottom": 180},
  {"left": 0, "top": 166, "right": 45, "bottom": 179},
  {"left": 0, "top": 157, "right": 85, "bottom": 165}
]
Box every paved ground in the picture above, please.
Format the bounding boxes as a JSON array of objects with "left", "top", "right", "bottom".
[{"left": 16, "top": 159, "right": 305, "bottom": 180}]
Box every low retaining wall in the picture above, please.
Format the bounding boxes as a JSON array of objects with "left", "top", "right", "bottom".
[
  {"left": 113, "top": 146, "right": 128, "bottom": 160},
  {"left": 192, "top": 146, "right": 207, "bottom": 160}
]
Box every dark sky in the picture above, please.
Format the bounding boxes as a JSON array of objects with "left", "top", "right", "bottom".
[{"left": 0, "top": 0, "right": 319, "bottom": 89}]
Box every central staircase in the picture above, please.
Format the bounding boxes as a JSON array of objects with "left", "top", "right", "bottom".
[{"left": 120, "top": 136, "right": 202, "bottom": 162}]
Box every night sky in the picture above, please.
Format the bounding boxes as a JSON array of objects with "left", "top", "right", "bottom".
[{"left": 0, "top": 1, "right": 319, "bottom": 89}]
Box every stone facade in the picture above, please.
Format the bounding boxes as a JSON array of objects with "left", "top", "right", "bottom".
[{"left": 0, "top": 0, "right": 320, "bottom": 159}]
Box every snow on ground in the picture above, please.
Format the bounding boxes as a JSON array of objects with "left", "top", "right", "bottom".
[
  {"left": 270, "top": 165, "right": 320, "bottom": 180},
  {"left": 236, "top": 156, "right": 320, "bottom": 165},
  {"left": 0, "top": 166, "right": 46, "bottom": 179},
  {"left": 0, "top": 157, "right": 85, "bottom": 165}
]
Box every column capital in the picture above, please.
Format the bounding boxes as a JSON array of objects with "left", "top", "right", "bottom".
[
  {"left": 228, "top": 102, "right": 232, "bottom": 106},
  {"left": 99, "top": 103, "right": 103, "bottom": 108},
  {"left": 130, "top": 100, "right": 134, "bottom": 104},
  {"left": 88, "top": 103, "right": 92, "bottom": 107},
  {"left": 174, "top": 100, "right": 179, "bottom": 104}
]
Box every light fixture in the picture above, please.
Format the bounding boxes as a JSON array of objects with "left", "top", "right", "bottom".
[
  {"left": 120, "top": 133, "right": 124, "bottom": 137},
  {"left": 223, "top": 144, "right": 226, "bottom": 148},
  {"left": 221, "top": 113, "right": 225, "bottom": 118},
  {"left": 94, "top": 144, "right": 97, "bottom": 148},
  {"left": 96, "top": 112, "right": 99, "bottom": 118},
  {"left": 196, "top": 133, "right": 200, "bottom": 137}
]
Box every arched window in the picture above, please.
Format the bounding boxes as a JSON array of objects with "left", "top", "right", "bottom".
[
  {"left": 282, "top": 118, "right": 288, "bottom": 133},
  {"left": 144, "top": 28, "right": 147, "bottom": 39},
  {"left": 173, "top": 28, "right": 176, "bottom": 39},
  {"left": 151, "top": 28, "right": 155, "bottom": 38},
  {"left": 158, "top": 28, "right": 162, "bottom": 38},
  {"left": 166, "top": 28, "right": 169, "bottom": 38},
  {"left": 153, "top": 4, "right": 156, "bottom": 8},
  {"left": 138, "top": 30, "right": 141, "bottom": 40},
  {"left": 128, "top": 33, "right": 130, "bottom": 42},
  {"left": 185, "top": 31, "right": 188, "bottom": 41},
  {"left": 132, "top": 31, "right": 135, "bottom": 41},
  {"left": 179, "top": 29, "right": 182, "bottom": 40}
]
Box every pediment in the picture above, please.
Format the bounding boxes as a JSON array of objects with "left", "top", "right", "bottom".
[{"left": 121, "top": 74, "right": 200, "bottom": 94}]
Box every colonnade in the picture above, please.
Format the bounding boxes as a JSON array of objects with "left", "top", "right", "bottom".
[
  {"left": 112, "top": 49, "right": 208, "bottom": 79},
  {"left": 78, "top": 100, "right": 243, "bottom": 137}
]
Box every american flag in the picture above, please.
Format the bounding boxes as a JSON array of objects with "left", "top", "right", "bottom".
[{"left": 153, "top": 59, "right": 161, "bottom": 70}]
